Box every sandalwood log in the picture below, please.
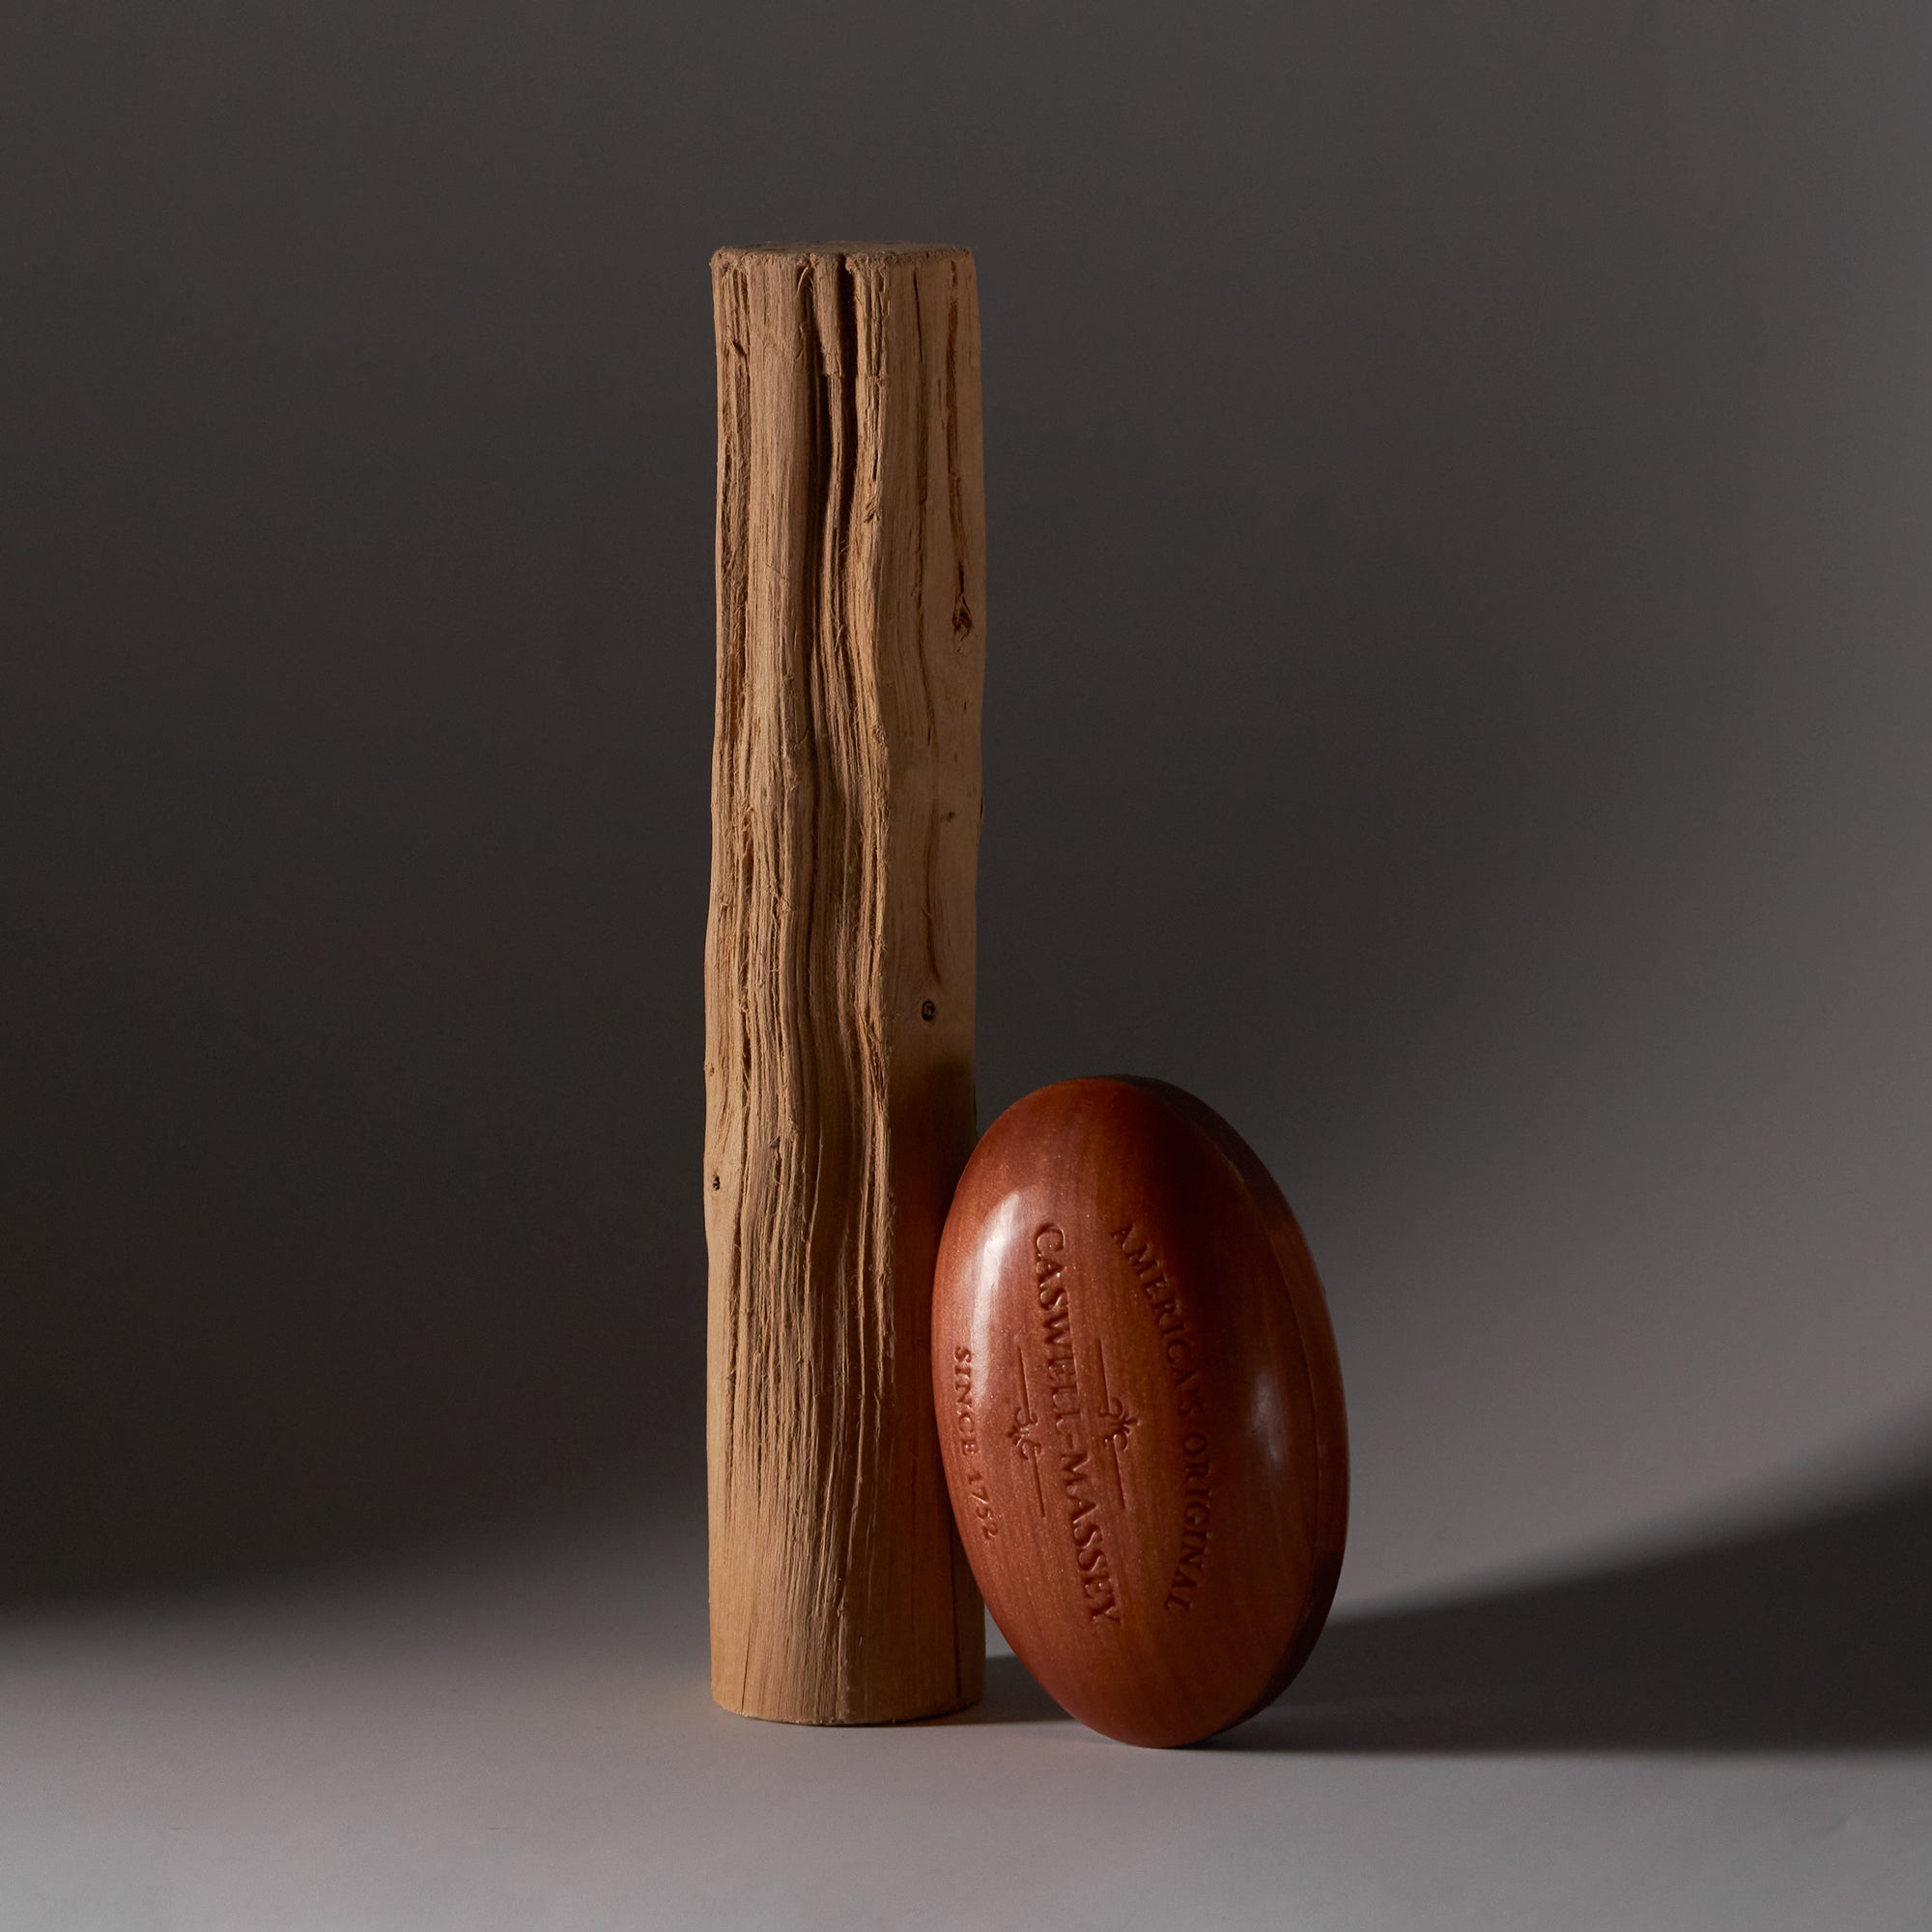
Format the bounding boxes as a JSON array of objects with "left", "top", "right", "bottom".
[{"left": 704, "top": 243, "right": 987, "bottom": 1722}]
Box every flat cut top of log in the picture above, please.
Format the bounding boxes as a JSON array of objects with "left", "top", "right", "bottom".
[{"left": 711, "top": 241, "right": 970, "bottom": 264}]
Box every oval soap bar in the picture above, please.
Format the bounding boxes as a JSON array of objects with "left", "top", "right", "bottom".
[{"left": 932, "top": 1078, "right": 1348, "bottom": 1747}]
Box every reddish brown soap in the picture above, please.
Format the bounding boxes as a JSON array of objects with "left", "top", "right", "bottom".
[{"left": 931, "top": 1078, "right": 1348, "bottom": 1747}]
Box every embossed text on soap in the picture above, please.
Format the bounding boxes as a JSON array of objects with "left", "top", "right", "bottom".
[
  {"left": 1114, "top": 1221, "right": 1215, "bottom": 1610},
  {"left": 1036, "top": 1224, "right": 1122, "bottom": 1624},
  {"left": 951, "top": 1345, "right": 998, "bottom": 1540}
]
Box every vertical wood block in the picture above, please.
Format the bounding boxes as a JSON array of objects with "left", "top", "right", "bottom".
[{"left": 704, "top": 244, "right": 987, "bottom": 1722}]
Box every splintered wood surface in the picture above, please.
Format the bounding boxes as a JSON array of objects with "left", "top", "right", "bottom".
[{"left": 704, "top": 244, "right": 986, "bottom": 1723}]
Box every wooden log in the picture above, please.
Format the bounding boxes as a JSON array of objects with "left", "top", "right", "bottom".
[{"left": 704, "top": 243, "right": 987, "bottom": 1723}]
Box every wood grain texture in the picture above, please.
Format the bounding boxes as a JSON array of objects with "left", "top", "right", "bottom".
[
  {"left": 704, "top": 244, "right": 986, "bottom": 1723},
  {"left": 931, "top": 1078, "right": 1348, "bottom": 1747}
]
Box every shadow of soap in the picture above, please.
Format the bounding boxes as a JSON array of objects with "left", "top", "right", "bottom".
[
  {"left": 933, "top": 1653, "right": 1071, "bottom": 1727},
  {"left": 1216, "top": 1462, "right": 1932, "bottom": 1753}
]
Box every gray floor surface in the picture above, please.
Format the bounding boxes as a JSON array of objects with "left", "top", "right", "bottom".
[{"left": 4, "top": 1511, "right": 1925, "bottom": 1932}]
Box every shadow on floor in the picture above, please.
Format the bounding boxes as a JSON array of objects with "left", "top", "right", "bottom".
[
  {"left": 1217, "top": 1463, "right": 1932, "bottom": 1753},
  {"left": 934, "top": 1654, "right": 1071, "bottom": 1727}
]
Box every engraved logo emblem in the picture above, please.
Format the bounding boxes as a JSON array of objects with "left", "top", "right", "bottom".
[
  {"left": 1089, "top": 1339, "right": 1138, "bottom": 1507},
  {"left": 1008, "top": 1345, "right": 1047, "bottom": 1516}
]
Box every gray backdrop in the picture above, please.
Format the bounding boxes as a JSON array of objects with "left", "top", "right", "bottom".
[{"left": 7, "top": 0, "right": 1932, "bottom": 1759}]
